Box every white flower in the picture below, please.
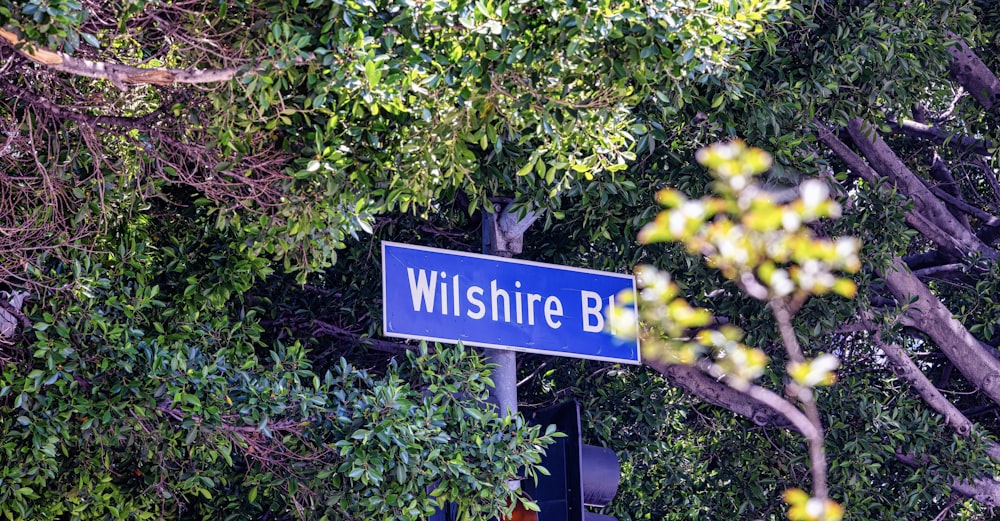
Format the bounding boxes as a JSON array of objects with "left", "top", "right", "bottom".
[
  {"left": 714, "top": 228, "right": 750, "bottom": 266},
  {"left": 797, "top": 260, "right": 835, "bottom": 292},
  {"left": 728, "top": 174, "right": 749, "bottom": 192},
  {"left": 828, "top": 237, "right": 862, "bottom": 272},
  {"left": 607, "top": 305, "right": 638, "bottom": 339},
  {"left": 769, "top": 268, "right": 795, "bottom": 297},
  {"left": 636, "top": 266, "right": 675, "bottom": 302},
  {"left": 668, "top": 210, "right": 688, "bottom": 237},
  {"left": 681, "top": 200, "right": 706, "bottom": 219},
  {"left": 800, "top": 179, "right": 829, "bottom": 210},
  {"left": 781, "top": 208, "right": 802, "bottom": 232}
]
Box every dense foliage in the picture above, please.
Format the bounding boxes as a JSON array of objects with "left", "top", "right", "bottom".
[
  {"left": 4, "top": 0, "right": 1000, "bottom": 520},
  {"left": 0, "top": 0, "right": 788, "bottom": 519},
  {"left": 4, "top": 231, "right": 556, "bottom": 517}
]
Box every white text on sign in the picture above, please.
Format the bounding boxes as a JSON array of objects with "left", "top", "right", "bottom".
[{"left": 406, "top": 268, "right": 613, "bottom": 332}]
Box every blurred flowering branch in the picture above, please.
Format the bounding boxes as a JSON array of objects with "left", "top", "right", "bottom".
[{"left": 614, "top": 140, "right": 860, "bottom": 521}]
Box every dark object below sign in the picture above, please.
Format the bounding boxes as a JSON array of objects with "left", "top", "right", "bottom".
[
  {"left": 523, "top": 400, "right": 621, "bottom": 521},
  {"left": 427, "top": 399, "right": 620, "bottom": 521}
]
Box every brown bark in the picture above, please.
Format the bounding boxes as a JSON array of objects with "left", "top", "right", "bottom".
[
  {"left": 844, "top": 118, "right": 999, "bottom": 261},
  {"left": 642, "top": 357, "right": 804, "bottom": 434},
  {"left": 947, "top": 32, "right": 1000, "bottom": 111},
  {"left": 0, "top": 28, "right": 246, "bottom": 87},
  {"left": 882, "top": 259, "right": 1000, "bottom": 406}
]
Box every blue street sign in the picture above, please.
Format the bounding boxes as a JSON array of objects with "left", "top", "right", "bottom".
[{"left": 382, "top": 241, "right": 640, "bottom": 364}]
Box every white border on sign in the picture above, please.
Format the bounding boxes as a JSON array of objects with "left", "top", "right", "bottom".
[
  {"left": 383, "top": 330, "right": 642, "bottom": 365},
  {"left": 382, "top": 241, "right": 636, "bottom": 279},
  {"left": 380, "top": 241, "right": 642, "bottom": 365}
]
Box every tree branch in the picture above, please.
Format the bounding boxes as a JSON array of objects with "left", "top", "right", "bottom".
[
  {"left": 0, "top": 79, "right": 183, "bottom": 129},
  {"left": 927, "top": 151, "right": 970, "bottom": 229},
  {"left": 0, "top": 27, "right": 247, "bottom": 87},
  {"left": 311, "top": 319, "right": 416, "bottom": 356},
  {"left": 927, "top": 185, "right": 1000, "bottom": 227},
  {"left": 0, "top": 291, "right": 30, "bottom": 339},
  {"left": 813, "top": 120, "right": 880, "bottom": 186},
  {"left": 780, "top": 304, "right": 1000, "bottom": 506},
  {"left": 973, "top": 156, "right": 1000, "bottom": 206},
  {"left": 862, "top": 316, "right": 976, "bottom": 436},
  {"left": 816, "top": 120, "right": 968, "bottom": 261},
  {"left": 771, "top": 298, "right": 830, "bottom": 502},
  {"left": 950, "top": 477, "right": 1000, "bottom": 508},
  {"left": 642, "top": 357, "right": 803, "bottom": 434},
  {"left": 882, "top": 258, "right": 1000, "bottom": 406},
  {"left": 947, "top": 31, "right": 1000, "bottom": 111},
  {"left": 887, "top": 118, "right": 992, "bottom": 156},
  {"left": 902, "top": 250, "right": 956, "bottom": 271},
  {"left": 911, "top": 263, "right": 968, "bottom": 282},
  {"left": 845, "top": 118, "right": 999, "bottom": 260}
]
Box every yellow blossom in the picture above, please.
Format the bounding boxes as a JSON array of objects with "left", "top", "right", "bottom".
[
  {"left": 789, "top": 354, "right": 840, "bottom": 387},
  {"left": 784, "top": 489, "right": 844, "bottom": 521}
]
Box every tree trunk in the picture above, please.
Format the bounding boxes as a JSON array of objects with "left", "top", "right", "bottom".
[{"left": 947, "top": 31, "right": 1000, "bottom": 111}]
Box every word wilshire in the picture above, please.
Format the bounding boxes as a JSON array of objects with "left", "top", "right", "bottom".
[{"left": 406, "top": 268, "right": 613, "bottom": 333}]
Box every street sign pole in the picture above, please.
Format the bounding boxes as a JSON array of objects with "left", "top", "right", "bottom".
[
  {"left": 482, "top": 202, "right": 538, "bottom": 419},
  {"left": 483, "top": 201, "right": 539, "bottom": 492}
]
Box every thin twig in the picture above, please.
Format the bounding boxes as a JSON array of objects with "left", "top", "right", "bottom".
[{"left": 772, "top": 298, "right": 830, "bottom": 502}]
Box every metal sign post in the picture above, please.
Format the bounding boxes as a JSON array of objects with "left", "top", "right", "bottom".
[
  {"left": 390, "top": 205, "right": 634, "bottom": 521},
  {"left": 481, "top": 203, "right": 539, "bottom": 420}
]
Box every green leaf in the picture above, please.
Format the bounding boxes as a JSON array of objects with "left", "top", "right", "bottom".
[
  {"left": 516, "top": 160, "right": 535, "bottom": 177},
  {"left": 365, "top": 60, "right": 382, "bottom": 86},
  {"left": 80, "top": 31, "right": 99, "bottom": 48}
]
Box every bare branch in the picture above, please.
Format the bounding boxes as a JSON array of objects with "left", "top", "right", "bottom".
[
  {"left": 934, "top": 87, "right": 967, "bottom": 122},
  {"left": 862, "top": 316, "right": 976, "bottom": 436},
  {"left": 928, "top": 152, "right": 971, "bottom": 229},
  {"left": 950, "top": 477, "right": 1000, "bottom": 508},
  {"left": 911, "top": 263, "right": 968, "bottom": 282},
  {"left": 927, "top": 185, "right": 1000, "bottom": 227},
  {"left": 882, "top": 258, "right": 1000, "bottom": 406},
  {"left": 311, "top": 318, "right": 416, "bottom": 356},
  {"left": 771, "top": 298, "right": 830, "bottom": 502},
  {"left": 816, "top": 121, "right": 969, "bottom": 261},
  {"left": 814, "top": 120, "right": 880, "bottom": 185},
  {"left": 0, "top": 80, "right": 183, "bottom": 129},
  {"left": 971, "top": 156, "right": 1000, "bottom": 205},
  {"left": 0, "top": 28, "right": 248, "bottom": 87},
  {"left": 642, "top": 357, "right": 804, "bottom": 434}
]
